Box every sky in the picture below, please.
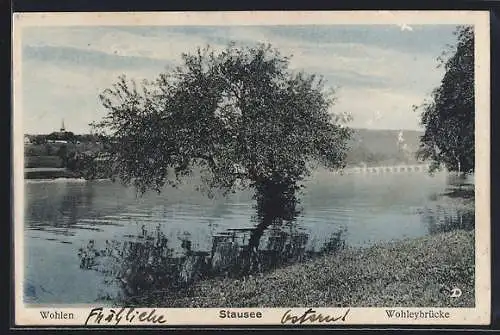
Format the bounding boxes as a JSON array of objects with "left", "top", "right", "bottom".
[{"left": 20, "top": 24, "right": 459, "bottom": 134}]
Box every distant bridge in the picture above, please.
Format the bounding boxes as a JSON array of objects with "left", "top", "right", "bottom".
[{"left": 337, "top": 163, "right": 430, "bottom": 175}]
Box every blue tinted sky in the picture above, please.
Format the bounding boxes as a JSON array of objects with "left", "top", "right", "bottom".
[{"left": 21, "top": 25, "right": 459, "bottom": 134}]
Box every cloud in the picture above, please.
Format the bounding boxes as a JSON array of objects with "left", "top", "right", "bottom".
[
  {"left": 22, "top": 27, "right": 223, "bottom": 64},
  {"left": 398, "top": 24, "right": 414, "bottom": 32},
  {"left": 334, "top": 87, "right": 425, "bottom": 130},
  {"left": 23, "top": 45, "right": 171, "bottom": 69},
  {"left": 21, "top": 26, "right": 446, "bottom": 89},
  {"left": 19, "top": 25, "right": 453, "bottom": 133},
  {"left": 185, "top": 26, "right": 446, "bottom": 93}
]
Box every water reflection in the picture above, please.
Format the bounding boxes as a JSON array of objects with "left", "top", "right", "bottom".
[
  {"left": 425, "top": 210, "right": 474, "bottom": 234},
  {"left": 421, "top": 173, "right": 475, "bottom": 235},
  {"left": 77, "top": 200, "right": 346, "bottom": 302},
  {"left": 25, "top": 172, "right": 476, "bottom": 304},
  {"left": 75, "top": 173, "right": 476, "bottom": 302},
  {"left": 26, "top": 182, "right": 98, "bottom": 228}
]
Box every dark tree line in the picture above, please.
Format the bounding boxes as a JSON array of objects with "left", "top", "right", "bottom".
[{"left": 415, "top": 26, "right": 474, "bottom": 175}]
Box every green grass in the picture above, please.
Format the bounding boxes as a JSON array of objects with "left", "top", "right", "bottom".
[{"left": 128, "top": 230, "right": 475, "bottom": 308}]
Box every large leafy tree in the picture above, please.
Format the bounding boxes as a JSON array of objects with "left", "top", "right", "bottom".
[
  {"left": 93, "top": 43, "right": 352, "bottom": 205},
  {"left": 415, "top": 26, "right": 474, "bottom": 174}
]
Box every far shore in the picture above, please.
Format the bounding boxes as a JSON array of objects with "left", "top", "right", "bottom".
[
  {"left": 124, "top": 229, "right": 475, "bottom": 308},
  {"left": 24, "top": 168, "right": 79, "bottom": 180},
  {"left": 24, "top": 163, "right": 436, "bottom": 181}
]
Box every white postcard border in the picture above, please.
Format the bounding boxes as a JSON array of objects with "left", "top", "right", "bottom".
[{"left": 12, "top": 10, "right": 491, "bottom": 326}]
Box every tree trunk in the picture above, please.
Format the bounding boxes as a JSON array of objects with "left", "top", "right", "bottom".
[{"left": 242, "top": 180, "right": 300, "bottom": 274}]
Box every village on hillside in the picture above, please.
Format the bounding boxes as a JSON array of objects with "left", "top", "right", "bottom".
[{"left": 24, "top": 120, "right": 106, "bottom": 179}]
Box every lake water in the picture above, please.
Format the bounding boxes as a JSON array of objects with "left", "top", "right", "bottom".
[{"left": 23, "top": 169, "right": 474, "bottom": 305}]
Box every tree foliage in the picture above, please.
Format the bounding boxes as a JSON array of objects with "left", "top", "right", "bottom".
[
  {"left": 415, "top": 26, "right": 474, "bottom": 174},
  {"left": 93, "top": 43, "right": 352, "bottom": 200}
]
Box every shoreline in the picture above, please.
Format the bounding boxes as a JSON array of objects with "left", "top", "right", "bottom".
[
  {"left": 24, "top": 168, "right": 110, "bottom": 182},
  {"left": 23, "top": 164, "right": 444, "bottom": 181},
  {"left": 24, "top": 168, "right": 79, "bottom": 180},
  {"left": 126, "top": 229, "right": 474, "bottom": 308}
]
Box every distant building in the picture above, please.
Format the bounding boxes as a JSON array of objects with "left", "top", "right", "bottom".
[
  {"left": 396, "top": 130, "right": 413, "bottom": 161},
  {"left": 24, "top": 135, "right": 31, "bottom": 144},
  {"left": 94, "top": 152, "right": 110, "bottom": 162},
  {"left": 397, "top": 130, "right": 405, "bottom": 146}
]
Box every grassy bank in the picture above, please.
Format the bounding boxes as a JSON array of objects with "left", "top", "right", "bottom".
[{"left": 128, "top": 230, "right": 474, "bottom": 308}]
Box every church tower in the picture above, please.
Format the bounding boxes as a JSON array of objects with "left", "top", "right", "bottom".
[{"left": 60, "top": 119, "right": 66, "bottom": 132}]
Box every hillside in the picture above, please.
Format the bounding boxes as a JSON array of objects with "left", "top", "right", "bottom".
[{"left": 345, "top": 128, "right": 424, "bottom": 167}]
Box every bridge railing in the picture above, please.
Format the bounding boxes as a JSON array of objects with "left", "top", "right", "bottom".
[{"left": 338, "top": 164, "right": 430, "bottom": 174}]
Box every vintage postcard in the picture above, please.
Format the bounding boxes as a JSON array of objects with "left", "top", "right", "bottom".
[{"left": 12, "top": 11, "right": 490, "bottom": 327}]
